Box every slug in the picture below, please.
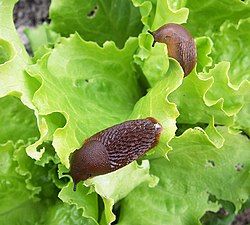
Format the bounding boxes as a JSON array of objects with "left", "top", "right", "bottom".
[
  {"left": 70, "top": 117, "right": 162, "bottom": 191},
  {"left": 149, "top": 23, "right": 196, "bottom": 76}
]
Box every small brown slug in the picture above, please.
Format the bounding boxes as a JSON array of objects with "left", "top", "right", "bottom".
[
  {"left": 70, "top": 117, "right": 162, "bottom": 191},
  {"left": 149, "top": 23, "right": 196, "bottom": 76}
]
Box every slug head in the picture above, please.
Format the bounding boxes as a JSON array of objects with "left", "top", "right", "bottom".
[
  {"left": 70, "top": 139, "right": 111, "bottom": 191},
  {"left": 152, "top": 23, "right": 192, "bottom": 43},
  {"left": 149, "top": 23, "right": 196, "bottom": 76}
]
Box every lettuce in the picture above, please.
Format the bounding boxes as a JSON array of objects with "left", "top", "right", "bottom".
[
  {"left": 211, "top": 18, "right": 250, "bottom": 135},
  {"left": 26, "top": 35, "right": 143, "bottom": 167},
  {"left": 49, "top": 0, "right": 143, "bottom": 48},
  {"left": 0, "top": 0, "right": 249, "bottom": 224},
  {"left": 0, "top": 0, "right": 39, "bottom": 108},
  {"left": 0, "top": 96, "right": 39, "bottom": 143},
  {"left": 184, "top": 0, "right": 250, "bottom": 36},
  {"left": 117, "top": 127, "right": 250, "bottom": 225}
]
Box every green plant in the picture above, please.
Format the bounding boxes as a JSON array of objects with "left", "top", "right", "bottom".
[{"left": 0, "top": 0, "right": 249, "bottom": 224}]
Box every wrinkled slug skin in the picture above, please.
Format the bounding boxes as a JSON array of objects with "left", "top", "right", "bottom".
[
  {"left": 70, "top": 118, "right": 162, "bottom": 190},
  {"left": 151, "top": 23, "right": 196, "bottom": 76}
]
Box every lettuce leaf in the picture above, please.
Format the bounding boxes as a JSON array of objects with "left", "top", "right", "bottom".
[
  {"left": 58, "top": 181, "right": 99, "bottom": 224},
  {"left": 169, "top": 61, "right": 248, "bottom": 129},
  {"left": 50, "top": 0, "right": 143, "bottom": 48},
  {"left": 40, "top": 202, "right": 97, "bottom": 225},
  {"left": 26, "top": 35, "right": 142, "bottom": 167},
  {"left": 24, "top": 24, "right": 60, "bottom": 54},
  {"left": 84, "top": 160, "right": 158, "bottom": 224},
  {"left": 118, "top": 127, "right": 250, "bottom": 225},
  {"left": 0, "top": 0, "right": 39, "bottom": 108},
  {"left": 0, "top": 142, "right": 45, "bottom": 225},
  {"left": 185, "top": 0, "right": 250, "bottom": 37},
  {"left": 211, "top": 18, "right": 250, "bottom": 85},
  {"left": 211, "top": 18, "right": 250, "bottom": 135},
  {"left": 14, "top": 140, "right": 59, "bottom": 199},
  {"left": 132, "top": 0, "right": 188, "bottom": 29},
  {"left": 196, "top": 37, "right": 213, "bottom": 73},
  {"left": 130, "top": 59, "right": 183, "bottom": 157},
  {"left": 0, "top": 96, "right": 39, "bottom": 144},
  {"left": 0, "top": 140, "right": 94, "bottom": 225}
]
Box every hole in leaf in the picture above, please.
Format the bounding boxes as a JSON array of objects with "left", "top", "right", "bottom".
[
  {"left": 74, "top": 79, "right": 90, "bottom": 87},
  {"left": 235, "top": 163, "right": 244, "bottom": 171},
  {"left": 87, "top": 5, "right": 99, "bottom": 19},
  {"left": 205, "top": 160, "right": 215, "bottom": 168}
]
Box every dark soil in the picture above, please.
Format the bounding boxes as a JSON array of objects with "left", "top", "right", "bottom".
[
  {"left": 232, "top": 209, "right": 250, "bottom": 225},
  {"left": 14, "top": 0, "right": 50, "bottom": 28},
  {"left": 13, "top": 0, "right": 51, "bottom": 52}
]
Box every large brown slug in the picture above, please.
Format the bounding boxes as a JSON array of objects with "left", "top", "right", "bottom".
[{"left": 70, "top": 118, "right": 162, "bottom": 191}]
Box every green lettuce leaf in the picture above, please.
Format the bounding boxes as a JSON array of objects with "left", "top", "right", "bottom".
[
  {"left": 0, "top": 95, "right": 39, "bottom": 144},
  {"left": 196, "top": 37, "right": 213, "bottom": 73},
  {"left": 50, "top": 0, "right": 143, "bottom": 48},
  {"left": 211, "top": 18, "right": 250, "bottom": 135},
  {"left": 40, "top": 202, "right": 97, "bottom": 225},
  {"left": 0, "top": 140, "right": 90, "bottom": 225},
  {"left": 24, "top": 24, "right": 60, "bottom": 54},
  {"left": 14, "top": 140, "right": 59, "bottom": 199},
  {"left": 118, "top": 127, "right": 250, "bottom": 225},
  {"left": 132, "top": 0, "right": 188, "bottom": 29},
  {"left": 26, "top": 112, "right": 66, "bottom": 160},
  {"left": 85, "top": 160, "right": 158, "bottom": 224},
  {"left": 211, "top": 18, "right": 250, "bottom": 85},
  {"left": 184, "top": 0, "right": 250, "bottom": 37},
  {"left": 167, "top": 0, "right": 186, "bottom": 11},
  {"left": 58, "top": 181, "right": 99, "bottom": 224},
  {"left": 235, "top": 92, "right": 250, "bottom": 136},
  {"left": 130, "top": 59, "right": 183, "bottom": 157},
  {"left": 27, "top": 35, "right": 142, "bottom": 167},
  {"left": 169, "top": 61, "right": 247, "bottom": 129},
  {"left": 0, "top": 141, "right": 45, "bottom": 225},
  {"left": 0, "top": 0, "right": 39, "bottom": 108}
]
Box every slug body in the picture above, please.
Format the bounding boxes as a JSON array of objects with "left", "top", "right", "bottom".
[
  {"left": 151, "top": 23, "right": 196, "bottom": 76},
  {"left": 70, "top": 118, "right": 162, "bottom": 190}
]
